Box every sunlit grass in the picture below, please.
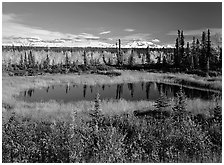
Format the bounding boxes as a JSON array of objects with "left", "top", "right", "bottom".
[{"left": 2, "top": 70, "right": 222, "bottom": 162}]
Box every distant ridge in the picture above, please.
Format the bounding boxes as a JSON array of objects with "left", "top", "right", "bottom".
[{"left": 2, "top": 39, "right": 174, "bottom": 48}]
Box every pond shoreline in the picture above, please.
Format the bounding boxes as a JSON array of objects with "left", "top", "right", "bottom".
[
  {"left": 2, "top": 70, "right": 221, "bottom": 117},
  {"left": 3, "top": 70, "right": 222, "bottom": 101}
]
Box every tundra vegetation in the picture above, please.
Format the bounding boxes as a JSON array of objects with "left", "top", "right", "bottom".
[{"left": 2, "top": 30, "right": 222, "bottom": 162}]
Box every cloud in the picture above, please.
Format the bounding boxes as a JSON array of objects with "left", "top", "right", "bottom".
[
  {"left": 152, "top": 39, "right": 160, "bottom": 42},
  {"left": 112, "top": 33, "right": 151, "bottom": 44},
  {"left": 124, "top": 28, "right": 135, "bottom": 32},
  {"left": 2, "top": 13, "right": 102, "bottom": 46},
  {"left": 3, "top": 14, "right": 77, "bottom": 41},
  {"left": 99, "top": 31, "right": 111, "bottom": 35},
  {"left": 167, "top": 28, "right": 222, "bottom": 36}
]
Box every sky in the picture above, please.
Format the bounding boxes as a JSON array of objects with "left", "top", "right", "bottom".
[{"left": 2, "top": 2, "right": 222, "bottom": 47}]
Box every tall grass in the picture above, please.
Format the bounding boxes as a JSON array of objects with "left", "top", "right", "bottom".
[{"left": 2, "top": 90, "right": 222, "bottom": 163}]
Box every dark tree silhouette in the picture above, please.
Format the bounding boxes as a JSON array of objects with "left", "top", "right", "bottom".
[
  {"left": 174, "top": 38, "right": 179, "bottom": 67},
  {"left": 206, "top": 29, "right": 211, "bottom": 74},
  {"left": 128, "top": 49, "right": 134, "bottom": 66},
  {"left": 180, "top": 30, "right": 185, "bottom": 67},
  {"left": 146, "top": 46, "right": 150, "bottom": 64},
  {"left": 200, "top": 31, "right": 207, "bottom": 70},
  {"left": 19, "top": 54, "right": 23, "bottom": 68}
]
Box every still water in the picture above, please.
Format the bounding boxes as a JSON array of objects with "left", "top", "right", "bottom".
[{"left": 18, "top": 82, "right": 219, "bottom": 103}]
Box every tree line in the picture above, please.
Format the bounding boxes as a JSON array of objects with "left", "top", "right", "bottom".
[{"left": 3, "top": 29, "right": 222, "bottom": 76}]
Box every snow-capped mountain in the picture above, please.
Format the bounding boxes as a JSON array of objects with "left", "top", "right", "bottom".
[
  {"left": 2, "top": 38, "right": 174, "bottom": 48},
  {"left": 122, "top": 41, "right": 163, "bottom": 48}
]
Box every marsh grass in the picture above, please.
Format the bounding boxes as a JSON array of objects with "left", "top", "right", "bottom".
[
  {"left": 2, "top": 90, "right": 222, "bottom": 163},
  {"left": 2, "top": 71, "right": 222, "bottom": 162}
]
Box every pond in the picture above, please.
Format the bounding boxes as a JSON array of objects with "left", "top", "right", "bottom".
[{"left": 18, "top": 82, "right": 220, "bottom": 103}]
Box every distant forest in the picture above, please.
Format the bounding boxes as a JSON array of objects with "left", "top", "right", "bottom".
[{"left": 2, "top": 29, "right": 222, "bottom": 77}]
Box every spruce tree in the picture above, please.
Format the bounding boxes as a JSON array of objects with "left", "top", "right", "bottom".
[
  {"left": 191, "top": 37, "right": 196, "bottom": 69},
  {"left": 19, "top": 54, "right": 23, "bottom": 68},
  {"left": 83, "top": 50, "right": 87, "bottom": 66},
  {"left": 90, "top": 52, "right": 94, "bottom": 65},
  {"left": 185, "top": 42, "right": 190, "bottom": 69},
  {"left": 174, "top": 38, "right": 179, "bottom": 67},
  {"left": 200, "top": 31, "right": 207, "bottom": 70},
  {"left": 28, "top": 51, "right": 32, "bottom": 67},
  {"left": 180, "top": 30, "right": 185, "bottom": 67},
  {"left": 195, "top": 39, "right": 200, "bottom": 69},
  {"left": 219, "top": 47, "right": 222, "bottom": 69},
  {"left": 206, "top": 29, "right": 211, "bottom": 74},
  {"left": 172, "top": 87, "right": 187, "bottom": 123},
  {"left": 128, "top": 49, "right": 134, "bottom": 66},
  {"left": 24, "top": 52, "right": 27, "bottom": 68},
  {"left": 146, "top": 46, "right": 150, "bottom": 64},
  {"left": 44, "top": 54, "right": 50, "bottom": 69},
  {"left": 89, "top": 93, "right": 104, "bottom": 132},
  {"left": 65, "top": 53, "right": 70, "bottom": 68},
  {"left": 154, "top": 93, "right": 169, "bottom": 111}
]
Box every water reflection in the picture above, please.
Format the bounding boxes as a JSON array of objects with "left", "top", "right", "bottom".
[
  {"left": 116, "top": 84, "right": 123, "bottom": 99},
  {"left": 146, "top": 82, "right": 151, "bottom": 99},
  {"left": 83, "top": 84, "right": 87, "bottom": 98},
  {"left": 20, "top": 82, "right": 220, "bottom": 103}
]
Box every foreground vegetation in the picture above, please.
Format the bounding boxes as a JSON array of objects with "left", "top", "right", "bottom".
[
  {"left": 2, "top": 88, "right": 222, "bottom": 163},
  {"left": 2, "top": 28, "right": 222, "bottom": 163},
  {"left": 2, "top": 70, "right": 222, "bottom": 163}
]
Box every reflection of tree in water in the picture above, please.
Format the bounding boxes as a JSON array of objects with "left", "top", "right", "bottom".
[
  {"left": 145, "top": 82, "right": 151, "bottom": 99},
  {"left": 157, "top": 83, "right": 162, "bottom": 95},
  {"left": 27, "top": 89, "right": 34, "bottom": 97},
  {"left": 157, "top": 83, "right": 170, "bottom": 97},
  {"left": 83, "top": 85, "right": 87, "bottom": 98},
  {"left": 65, "top": 84, "right": 69, "bottom": 94},
  {"left": 46, "top": 87, "right": 50, "bottom": 93},
  {"left": 24, "top": 91, "right": 27, "bottom": 97},
  {"left": 116, "top": 84, "right": 123, "bottom": 99},
  {"left": 141, "top": 82, "right": 144, "bottom": 91},
  {"left": 90, "top": 85, "right": 93, "bottom": 93},
  {"left": 127, "top": 83, "right": 135, "bottom": 98}
]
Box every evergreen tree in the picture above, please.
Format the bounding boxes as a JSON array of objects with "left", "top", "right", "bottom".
[
  {"left": 191, "top": 37, "right": 196, "bottom": 69},
  {"left": 89, "top": 93, "right": 104, "bottom": 132},
  {"left": 19, "top": 54, "right": 23, "bottom": 68},
  {"left": 44, "top": 54, "right": 50, "bottom": 69},
  {"left": 146, "top": 46, "right": 150, "bottom": 64},
  {"left": 141, "top": 54, "right": 144, "bottom": 65},
  {"left": 28, "top": 50, "right": 32, "bottom": 67},
  {"left": 162, "top": 54, "right": 167, "bottom": 66},
  {"left": 200, "top": 31, "right": 207, "bottom": 70},
  {"left": 116, "top": 39, "right": 123, "bottom": 66},
  {"left": 195, "top": 39, "right": 200, "bottom": 69},
  {"left": 172, "top": 87, "right": 187, "bottom": 123},
  {"left": 32, "top": 52, "right": 35, "bottom": 67},
  {"left": 185, "top": 42, "right": 191, "bottom": 69},
  {"left": 65, "top": 53, "right": 70, "bottom": 68},
  {"left": 90, "top": 52, "right": 94, "bottom": 65},
  {"left": 206, "top": 29, "right": 211, "bottom": 73},
  {"left": 24, "top": 52, "right": 27, "bottom": 68},
  {"left": 174, "top": 38, "right": 179, "bottom": 67},
  {"left": 128, "top": 49, "right": 135, "bottom": 66},
  {"left": 219, "top": 47, "right": 222, "bottom": 69},
  {"left": 154, "top": 93, "right": 170, "bottom": 111},
  {"left": 178, "top": 30, "right": 181, "bottom": 45},
  {"left": 180, "top": 30, "right": 185, "bottom": 67},
  {"left": 83, "top": 50, "right": 87, "bottom": 66}
]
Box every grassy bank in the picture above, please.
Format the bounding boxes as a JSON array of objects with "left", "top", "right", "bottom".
[
  {"left": 2, "top": 70, "right": 221, "bottom": 101},
  {"left": 2, "top": 70, "right": 222, "bottom": 162},
  {"left": 2, "top": 70, "right": 221, "bottom": 117},
  {"left": 2, "top": 90, "right": 222, "bottom": 163}
]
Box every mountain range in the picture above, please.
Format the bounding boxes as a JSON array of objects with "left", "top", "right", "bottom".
[{"left": 2, "top": 38, "right": 174, "bottom": 48}]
